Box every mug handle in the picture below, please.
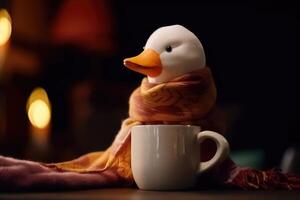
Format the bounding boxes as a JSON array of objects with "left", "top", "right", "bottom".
[{"left": 197, "top": 131, "right": 230, "bottom": 174}]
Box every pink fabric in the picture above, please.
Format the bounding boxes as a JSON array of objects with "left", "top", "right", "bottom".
[{"left": 0, "top": 156, "right": 123, "bottom": 191}]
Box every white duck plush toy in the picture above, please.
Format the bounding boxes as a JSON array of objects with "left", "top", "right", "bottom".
[{"left": 124, "top": 25, "right": 206, "bottom": 83}]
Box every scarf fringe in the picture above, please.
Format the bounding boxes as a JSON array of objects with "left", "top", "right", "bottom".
[{"left": 230, "top": 168, "right": 300, "bottom": 190}]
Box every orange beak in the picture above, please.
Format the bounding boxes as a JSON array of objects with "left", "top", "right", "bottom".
[{"left": 123, "top": 49, "right": 162, "bottom": 77}]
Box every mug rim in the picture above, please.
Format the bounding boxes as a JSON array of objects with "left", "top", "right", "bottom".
[{"left": 132, "top": 124, "right": 200, "bottom": 129}]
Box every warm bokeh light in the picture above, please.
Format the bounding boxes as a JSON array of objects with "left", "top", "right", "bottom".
[
  {"left": 0, "top": 9, "right": 12, "bottom": 46},
  {"left": 28, "top": 100, "right": 51, "bottom": 129},
  {"left": 27, "top": 88, "right": 51, "bottom": 129}
]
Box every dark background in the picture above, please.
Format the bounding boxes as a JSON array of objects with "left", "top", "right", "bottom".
[{"left": 0, "top": 0, "right": 298, "bottom": 169}]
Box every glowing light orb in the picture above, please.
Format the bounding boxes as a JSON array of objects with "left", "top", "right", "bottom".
[
  {"left": 28, "top": 99, "right": 51, "bottom": 129},
  {"left": 27, "top": 88, "right": 51, "bottom": 129},
  {"left": 0, "top": 9, "right": 12, "bottom": 46}
]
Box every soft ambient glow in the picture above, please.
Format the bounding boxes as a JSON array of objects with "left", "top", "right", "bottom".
[
  {"left": 0, "top": 9, "right": 12, "bottom": 46},
  {"left": 27, "top": 88, "right": 51, "bottom": 129}
]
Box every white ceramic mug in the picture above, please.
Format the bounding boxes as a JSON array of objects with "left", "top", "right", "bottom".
[{"left": 131, "top": 125, "right": 230, "bottom": 190}]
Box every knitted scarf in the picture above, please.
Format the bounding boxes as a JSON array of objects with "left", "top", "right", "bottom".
[{"left": 0, "top": 68, "right": 299, "bottom": 191}]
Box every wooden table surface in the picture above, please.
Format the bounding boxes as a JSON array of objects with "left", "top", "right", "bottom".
[{"left": 1, "top": 188, "right": 300, "bottom": 200}]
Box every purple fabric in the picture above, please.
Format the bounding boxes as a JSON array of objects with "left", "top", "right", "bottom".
[{"left": 0, "top": 156, "right": 122, "bottom": 192}]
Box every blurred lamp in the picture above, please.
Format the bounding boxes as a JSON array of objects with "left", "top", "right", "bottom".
[
  {"left": 0, "top": 9, "right": 12, "bottom": 74},
  {"left": 26, "top": 87, "right": 51, "bottom": 156},
  {"left": 0, "top": 9, "right": 12, "bottom": 46},
  {"left": 52, "top": 0, "right": 116, "bottom": 53}
]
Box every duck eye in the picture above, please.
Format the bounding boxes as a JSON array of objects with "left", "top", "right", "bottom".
[{"left": 165, "top": 46, "right": 172, "bottom": 53}]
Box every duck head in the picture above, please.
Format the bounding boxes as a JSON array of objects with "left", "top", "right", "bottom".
[{"left": 123, "top": 25, "right": 206, "bottom": 84}]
